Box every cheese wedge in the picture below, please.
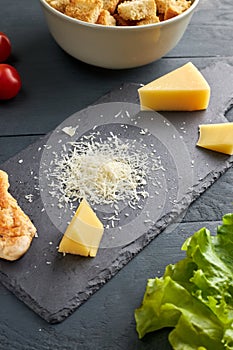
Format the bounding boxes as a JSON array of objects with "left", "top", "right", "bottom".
[
  {"left": 197, "top": 122, "right": 233, "bottom": 155},
  {"left": 138, "top": 62, "right": 210, "bottom": 111},
  {"left": 58, "top": 198, "right": 104, "bottom": 257}
]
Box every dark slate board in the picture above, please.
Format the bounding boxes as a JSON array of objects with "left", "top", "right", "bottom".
[{"left": 0, "top": 62, "right": 233, "bottom": 323}]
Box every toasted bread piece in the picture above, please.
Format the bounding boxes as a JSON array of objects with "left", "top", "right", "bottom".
[
  {"left": 113, "top": 13, "right": 134, "bottom": 25},
  {"left": 155, "top": 0, "right": 168, "bottom": 14},
  {"left": 164, "top": 0, "right": 191, "bottom": 20},
  {"left": 102, "top": 0, "right": 120, "bottom": 14},
  {"left": 0, "top": 170, "right": 36, "bottom": 261},
  {"left": 136, "top": 13, "right": 160, "bottom": 25},
  {"left": 46, "top": 0, "right": 70, "bottom": 13},
  {"left": 97, "top": 9, "right": 116, "bottom": 25},
  {"left": 158, "top": 12, "right": 165, "bottom": 21},
  {"left": 118, "top": 0, "right": 157, "bottom": 21},
  {"left": 65, "top": 0, "right": 103, "bottom": 23}
]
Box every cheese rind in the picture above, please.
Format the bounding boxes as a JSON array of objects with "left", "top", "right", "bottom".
[
  {"left": 138, "top": 62, "right": 210, "bottom": 111},
  {"left": 58, "top": 198, "right": 104, "bottom": 257},
  {"left": 197, "top": 122, "right": 233, "bottom": 155}
]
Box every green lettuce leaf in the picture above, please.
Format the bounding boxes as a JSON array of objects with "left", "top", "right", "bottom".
[{"left": 135, "top": 213, "right": 233, "bottom": 349}]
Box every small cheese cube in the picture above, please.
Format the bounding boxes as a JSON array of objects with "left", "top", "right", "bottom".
[
  {"left": 197, "top": 122, "right": 233, "bottom": 155},
  {"left": 138, "top": 62, "right": 211, "bottom": 111},
  {"left": 58, "top": 198, "right": 104, "bottom": 257}
]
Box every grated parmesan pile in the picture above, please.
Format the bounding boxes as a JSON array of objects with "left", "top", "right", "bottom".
[{"left": 47, "top": 131, "right": 156, "bottom": 207}]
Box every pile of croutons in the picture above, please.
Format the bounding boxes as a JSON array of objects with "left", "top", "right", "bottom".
[{"left": 46, "top": 0, "right": 192, "bottom": 26}]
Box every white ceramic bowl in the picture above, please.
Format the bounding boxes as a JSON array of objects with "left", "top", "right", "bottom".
[{"left": 39, "top": 0, "right": 199, "bottom": 69}]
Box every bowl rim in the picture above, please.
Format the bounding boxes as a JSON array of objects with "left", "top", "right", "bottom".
[{"left": 39, "top": 0, "right": 200, "bottom": 31}]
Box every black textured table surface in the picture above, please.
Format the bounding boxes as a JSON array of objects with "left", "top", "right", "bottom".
[{"left": 1, "top": 0, "right": 233, "bottom": 349}]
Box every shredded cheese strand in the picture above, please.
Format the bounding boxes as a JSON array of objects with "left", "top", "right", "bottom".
[{"left": 47, "top": 131, "right": 160, "bottom": 206}]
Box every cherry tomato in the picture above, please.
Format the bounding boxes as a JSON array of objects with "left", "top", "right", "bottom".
[
  {"left": 0, "top": 32, "right": 11, "bottom": 62},
  {"left": 0, "top": 64, "right": 21, "bottom": 100}
]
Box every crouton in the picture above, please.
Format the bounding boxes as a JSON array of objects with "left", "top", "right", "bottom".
[
  {"left": 117, "top": 0, "right": 157, "bottom": 21},
  {"left": 113, "top": 13, "right": 134, "bottom": 25},
  {"left": 164, "top": 0, "right": 191, "bottom": 20},
  {"left": 65, "top": 0, "right": 103, "bottom": 23},
  {"left": 46, "top": 0, "right": 192, "bottom": 26},
  {"left": 102, "top": 0, "right": 120, "bottom": 14},
  {"left": 46, "top": 0, "right": 70, "bottom": 13},
  {"left": 155, "top": 0, "right": 167, "bottom": 14},
  {"left": 97, "top": 9, "right": 116, "bottom": 25},
  {"left": 136, "top": 13, "right": 160, "bottom": 25}
]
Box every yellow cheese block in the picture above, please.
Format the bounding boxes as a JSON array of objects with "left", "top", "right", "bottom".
[
  {"left": 58, "top": 198, "right": 104, "bottom": 257},
  {"left": 138, "top": 62, "right": 210, "bottom": 111},
  {"left": 197, "top": 122, "right": 233, "bottom": 155},
  {"left": 58, "top": 236, "right": 98, "bottom": 257}
]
